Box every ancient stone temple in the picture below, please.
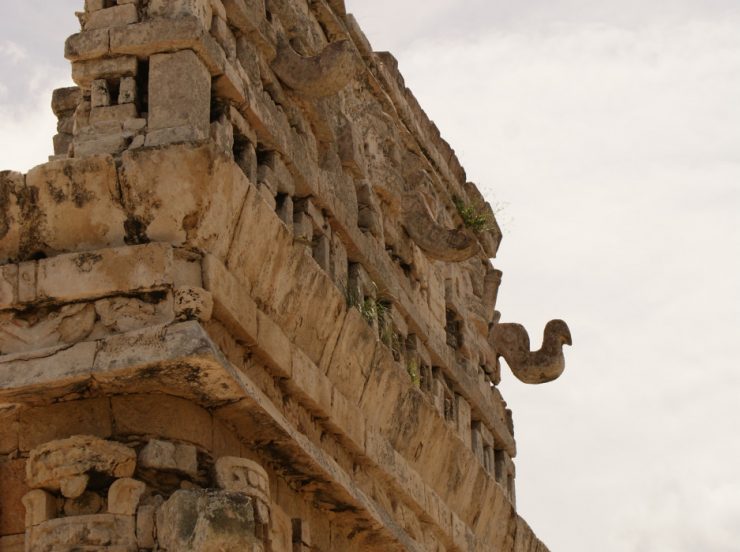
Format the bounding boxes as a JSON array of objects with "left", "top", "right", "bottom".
[{"left": 0, "top": 1, "right": 572, "bottom": 550}]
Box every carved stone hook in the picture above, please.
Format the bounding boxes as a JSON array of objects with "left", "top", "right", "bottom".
[
  {"left": 491, "top": 319, "right": 572, "bottom": 384},
  {"left": 401, "top": 192, "right": 480, "bottom": 262},
  {"left": 271, "top": 36, "right": 359, "bottom": 97}
]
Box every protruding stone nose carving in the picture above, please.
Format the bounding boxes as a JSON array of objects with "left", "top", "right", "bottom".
[
  {"left": 271, "top": 37, "right": 359, "bottom": 97},
  {"left": 401, "top": 192, "right": 480, "bottom": 262},
  {"left": 491, "top": 319, "right": 572, "bottom": 384}
]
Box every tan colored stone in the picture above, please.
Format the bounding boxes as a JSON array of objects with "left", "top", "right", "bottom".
[
  {"left": 0, "top": 460, "right": 29, "bottom": 536},
  {"left": 84, "top": 4, "right": 139, "bottom": 31},
  {"left": 19, "top": 399, "right": 112, "bottom": 452},
  {"left": 0, "top": 408, "right": 19, "bottom": 455},
  {"left": 135, "top": 497, "right": 162, "bottom": 549},
  {"left": 139, "top": 439, "right": 198, "bottom": 477},
  {"left": 26, "top": 436, "right": 136, "bottom": 494},
  {"left": 148, "top": 50, "right": 211, "bottom": 139},
  {"left": 28, "top": 514, "right": 137, "bottom": 550},
  {"left": 203, "top": 255, "right": 258, "bottom": 346},
  {"left": 111, "top": 394, "right": 213, "bottom": 449},
  {"left": 157, "top": 489, "right": 261, "bottom": 551},
  {"left": 72, "top": 56, "right": 138, "bottom": 88},
  {"left": 108, "top": 478, "right": 146, "bottom": 515},
  {"left": 214, "top": 457, "right": 269, "bottom": 502},
  {"left": 0, "top": 534, "right": 23, "bottom": 551},
  {"left": 63, "top": 491, "right": 103, "bottom": 517},
  {"left": 120, "top": 144, "right": 249, "bottom": 260},
  {"left": 148, "top": 0, "right": 213, "bottom": 29},
  {"left": 20, "top": 489, "right": 56, "bottom": 529},
  {"left": 174, "top": 286, "right": 213, "bottom": 321}
]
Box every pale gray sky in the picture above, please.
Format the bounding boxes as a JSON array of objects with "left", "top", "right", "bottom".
[{"left": 1, "top": 2, "right": 739, "bottom": 551}]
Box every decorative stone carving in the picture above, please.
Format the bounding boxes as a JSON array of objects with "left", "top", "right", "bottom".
[
  {"left": 28, "top": 514, "right": 137, "bottom": 551},
  {"left": 491, "top": 319, "right": 573, "bottom": 384},
  {"left": 0, "top": 303, "right": 96, "bottom": 355},
  {"left": 26, "top": 435, "right": 136, "bottom": 498},
  {"left": 138, "top": 439, "right": 198, "bottom": 477},
  {"left": 401, "top": 192, "right": 480, "bottom": 262},
  {"left": 271, "top": 37, "right": 359, "bottom": 97}
]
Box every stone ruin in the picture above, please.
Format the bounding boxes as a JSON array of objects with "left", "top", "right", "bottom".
[{"left": 0, "top": 0, "right": 572, "bottom": 550}]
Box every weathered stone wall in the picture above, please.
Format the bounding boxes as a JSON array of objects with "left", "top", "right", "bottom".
[{"left": 0, "top": 0, "right": 570, "bottom": 550}]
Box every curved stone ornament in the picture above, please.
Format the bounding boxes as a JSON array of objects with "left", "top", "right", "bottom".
[
  {"left": 491, "top": 319, "right": 572, "bottom": 384},
  {"left": 271, "top": 38, "right": 359, "bottom": 97},
  {"left": 401, "top": 193, "right": 480, "bottom": 262}
]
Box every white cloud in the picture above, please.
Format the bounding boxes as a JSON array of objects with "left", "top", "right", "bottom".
[{"left": 0, "top": 40, "right": 27, "bottom": 64}]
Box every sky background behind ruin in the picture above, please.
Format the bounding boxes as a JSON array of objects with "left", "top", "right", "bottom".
[{"left": 1, "top": 1, "right": 739, "bottom": 550}]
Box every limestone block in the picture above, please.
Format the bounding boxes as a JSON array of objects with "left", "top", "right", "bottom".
[
  {"left": 20, "top": 489, "right": 56, "bottom": 529},
  {"left": 0, "top": 460, "right": 29, "bottom": 535},
  {"left": 0, "top": 341, "right": 97, "bottom": 403},
  {"left": 203, "top": 255, "right": 258, "bottom": 346},
  {"left": 138, "top": 439, "right": 198, "bottom": 477},
  {"left": 288, "top": 346, "right": 332, "bottom": 417},
  {"left": 26, "top": 436, "right": 136, "bottom": 496},
  {"left": 72, "top": 56, "right": 138, "bottom": 89},
  {"left": 148, "top": 0, "right": 213, "bottom": 30},
  {"left": 6, "top": 155, "right": 126, "bottom": 261},
  {"left": 19, "top": 398, "right": 112, "bottom": 452},
  {"left": 0, "top": 535, "right": 23, "bottom": 551},
  {"left": 52, "top": 132, "right": 73, "bottom": 156},
  {"left": 135, "top": 496, "right": 163, "bottom": 549},
  {"left": 174, "top": 286, "right": 214, "bottom": 321},
  {"left": 0, "top": 408, "right": 19, "bottom": 455},
  {"left": 28, "top": 514, "right": 137, "bottom": 550},
  {"left": 51, "top": 87, "right": 82, "bottom": 116},
  {"left": 0, "top": 172, "right": 24, "bottom": 264},
  {"left": 211, "top": 15, "right": 236, "bottom": 59},
  {"left": 108, "top": 478, "right": 146, "bottom": 515},
  {"left": 148, "top": 50, "right": 211, "bottom": 140},
  {"left": 118, "top": 76, "right": 137, "bottom": 104},
  {"left": 120, "top": 145, "right": 249, "bottom": 260},
  {"left": 85, "top": 0, "right": 105, "bottom": 11},
  {"left": 157, "top": 489, "right": 261, "bottom": 551},
  {"left": 65, "top": 28, "right": 110, "bottom": 62},
  {"left": 91, "top": 79, "right": 111, "bottom": 108},
  {"left": 89, "top": 103, "right": 138, "bottom": 125},
  {"left": 455, "top": 394, "right": 472, "bottom": 448},
  {"left": 0, "top": 303, "right": 96, "bottom": 355},
  {"left": 63, "top": 491, "right": 104, "bottom": 516},
  {"left": 85, "top": 4, "right": 139, "bottom": 31},
  {"left": 34, "top": 244, "right": 172, "bottom": 304},
  {"left": 111, "top": 394, "right": 213, "bottom": 449},
  {"left": 109, "top": 17, "right": 226, "bottom": 75},
  {"left": 255, "top": 309, "right": 292, "bottom": 378},
  {"left": 214, "top": 457, "right": 269, "bottom": 503},
  {"left": 324, "top": 308, "right": 377, "bottom": 404},
  {"left": 95, "top": 294, "right": 174, "bottom": 334}
]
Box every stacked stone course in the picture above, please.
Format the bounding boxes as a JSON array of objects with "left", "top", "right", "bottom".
[{"left": 0, "top": 1, "right": 571, "bottom": 550}]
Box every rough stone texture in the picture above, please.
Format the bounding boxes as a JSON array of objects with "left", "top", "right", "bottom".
[{"left": 0, "top": 1, "right": 573, "bottom": 550}]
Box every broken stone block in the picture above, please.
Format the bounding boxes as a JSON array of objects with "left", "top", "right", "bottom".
[
  {"left": 118, "top": 76, "right": 137, "bottom": 104},
  {"left": 108, "top": 478, "right": 146, "bottom": 515},
  {"left": 51, "top": 87, "right": 82, "bottom": 116},
  {"left": 135, "top": 495, "right": 163, "bottom": 549},
  {"left": 138, "top": 439, "right": 198, "bottom": 477},
  {"left": 174, "top": 286, "right": 214, "bottom": 321},
  {"left": 21, "top": 489, "right": 57, "bottom": 527},
  {"left": 26, "top": 436, "right": 136, "bottom": 495},
  {"left": 147, "top": 50, "right": 211, "bottom": 142},
  {"left": 157, "top": 489, "right": 261, "bottom": 551}
]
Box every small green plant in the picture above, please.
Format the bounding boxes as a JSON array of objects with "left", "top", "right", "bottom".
[
  {"left": 406, "top": 358, "right": 421, "bottom": 387},
  {"left": 454, "top": 197, "right": 495, "bottom": 234}
]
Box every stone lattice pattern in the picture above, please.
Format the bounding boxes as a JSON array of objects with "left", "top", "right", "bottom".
[{"left": 0, "top": 0, "right": 572, "bottom": 550}]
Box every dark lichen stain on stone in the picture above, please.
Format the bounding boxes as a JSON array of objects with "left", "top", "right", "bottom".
[
  {"left": 0, "top": 172, "right": 13, "bottom": 240},
  {"left": 71, "top": 181, "right": 96, "bottom": 208},
  {"left": 74, "top": 252, "right": 103, "bottom": 272},
  {"left": 46, "top": 181, "right": 67, "bottom": 203},
  {"left": 124, "top": 216, "right": 150, "bottom": 245}
]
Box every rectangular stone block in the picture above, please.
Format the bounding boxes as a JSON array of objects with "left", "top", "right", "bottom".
[
  {"left": 36, "top": 243, "right": 173, "bottom": 304},
  {"left": 148, "top": 0, "right": 213, "bottom": 29},
  {"left": 148, "top": 50, "right": 211, "bottom": 138},
  {"left": 18, "top": 398, "right": 113, "bottom": 451},
  {"left": 72, "top": 56, "right": 138, "bottom": 91},
  {"left": 0, "top": 460, "right": 28, "bottom": 536},
  {"left": 85, "top": 4, "right": 139, "bottom": 31}
]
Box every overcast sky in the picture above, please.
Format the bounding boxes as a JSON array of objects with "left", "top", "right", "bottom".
[{"left": 1, "top": 2, "right": 739, "bottom": 551}]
